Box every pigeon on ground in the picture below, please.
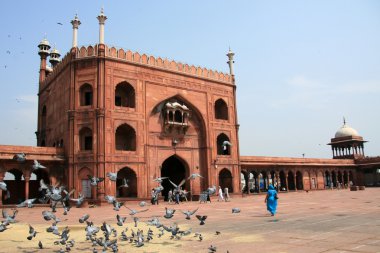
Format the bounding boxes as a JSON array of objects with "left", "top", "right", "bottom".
[
  {"left": 133, "top": 217, "right": 139, "bottom": 227},
  {"left": 164, "top": 207, "right": 176, "bottom": 219},
  {"left": 232, "top": 207, "right": 241, "bottom": 213},
  {"left": 180, "top": 207, "right": 199, "bottom": 220},
  {"left": 27, "top": 224, "right": 37, "bottom": 240},
  {"left": 118, "top": 178, "right": 129, "bottom": 188},
  {"left": 33, "top": 160, "right": 46, "bottom": 170},
  {"left": 17, "top": 198, "right": 36, "bottom": 208},
  {"left": 79, "top": 214, "right": 90, "bottom": 223},
  {"left": 187, "top": 173, "right": 203, "bottom": 180},
  {"left": 153, "top": 177, "right": 168, "bottom": 183},
  {"left": 215, "top": 231, "right": 221, "bottom": 235},
  {"left": 0, "top": 181, "right": 7, "bottom": 191},
  {"left": 42, "top": 210, "right": 61, "bottom": 222},
  {"left": 146, "top": 217, "right": 162, "bottom": 228},
  {"left": 125, "top": 207, "right": 148, "bottom": 216},
  {"left": 179, "top": 227, "right": 192, "bottom": 236},
  {"left": 106, "top": 172, "right": 117, "bottom": 181},
  {"left": 196, "top": 215, "right": 207, "bottom": 225},
  {"left": 88, "top": 175, "right": 104, "bottom": 186},
  {"left": 138, "top": 201, "right": 147, "bottom": 207},
  {"left": 208, "top": 245, "right": 217, "bottom": 252},
  {"left": 116, "top": 214, "right": 126, "bottom": 226},
  {"left": 38, "top": 240, "right": 43, "bottom": 249},
  {"left": 46, "top": 222, "right": 59, "bottom": 235},
  {"left": 13, "top": 153, "right": 26, "bottom": 162}
]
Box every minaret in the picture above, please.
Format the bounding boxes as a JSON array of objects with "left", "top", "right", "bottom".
[
  {"left": 227, "top": 47, "right": 235, "bottom": 77},
  {"left": 49, "top": 47, "right": 61, "bottom": 68},
  {"left": 38, "top": 37, "right": 51, "bottom": 83},
  {"left": 70, "top": 14, "right": 81, "bottom": 48},
  {"left": 97, "top": 8, "right": 107, "bottom": 44}
]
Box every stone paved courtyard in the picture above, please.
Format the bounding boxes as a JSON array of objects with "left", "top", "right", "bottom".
[{"left": 1, "top": 188, "right": 379, "bottom": 253}]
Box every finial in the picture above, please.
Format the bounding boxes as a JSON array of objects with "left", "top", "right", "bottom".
[
  {"left": 101, "top": 6, "right": 104, "bottom": 14},
  {"left": 343, "top": 117, "right": 346, "bottom": 125}
]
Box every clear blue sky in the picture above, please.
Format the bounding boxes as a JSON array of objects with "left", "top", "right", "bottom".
[{"left": 0, "top": 0, "right": 379, "bottom": 158}]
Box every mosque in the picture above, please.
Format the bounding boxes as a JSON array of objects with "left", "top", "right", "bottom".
[{"left": 0, "top": 10, "right": 379, "bottom": 206}]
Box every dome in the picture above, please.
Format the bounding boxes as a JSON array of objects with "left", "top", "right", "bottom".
[
  {"left": 50, "top": 48, "right": 60, "bottom": 55},
  {"left": 335, "top": 123, "right": 359, "bottom": 138},
  {"left": 38, "top": 38, "right": 50, "bottom": 47}
]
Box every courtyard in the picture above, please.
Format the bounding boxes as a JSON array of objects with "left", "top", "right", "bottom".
[{"left": 0, "top": 188, "right": 379, "bottom": 253}]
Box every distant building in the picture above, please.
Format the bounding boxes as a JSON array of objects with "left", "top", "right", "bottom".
[{"left": 0, "top": 10, "right": 378, "bottom": 206}]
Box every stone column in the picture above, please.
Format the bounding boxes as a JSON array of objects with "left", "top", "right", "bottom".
[
  {"left": 257, "top": 174, "right": 261, "bottom": 193},
  {"left": 294, "top": 175, "right": 297, "bottom": 191},
  {"left": 285, "top": 174, "right": 289, "bottom": 191},
  {"left": 24, "top": 176, "right": 30, "bottom": 200}
]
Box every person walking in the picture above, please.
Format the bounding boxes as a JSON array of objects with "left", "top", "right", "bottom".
[
  {"left": 224, "top": 187, "right": 230, "bottom": 202},
  {"left": 168, "top": 189, "right": 173, "bottom": 203},
  {"left": 217, "top": 186, "right": 224, "bottom": 202},
  {"left": 265, "top": 185, "right": 278, "bottom": 216}
]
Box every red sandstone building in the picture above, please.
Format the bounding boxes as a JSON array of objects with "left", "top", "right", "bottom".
[{"left": 0, "top": 10, "right": 379, "bottom": 205}]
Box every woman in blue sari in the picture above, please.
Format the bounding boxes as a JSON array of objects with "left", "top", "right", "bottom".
[{"left": 265, "top": 185, "right": 278, "bottom": 216}]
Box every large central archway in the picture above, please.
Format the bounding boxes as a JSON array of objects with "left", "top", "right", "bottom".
[{"left": 161, "top": 155, "right": 188, "bottom": 200}]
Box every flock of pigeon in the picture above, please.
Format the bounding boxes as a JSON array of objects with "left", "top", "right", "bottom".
[{"left": 0, "top": 153, "right": 241, "bottom": 252}]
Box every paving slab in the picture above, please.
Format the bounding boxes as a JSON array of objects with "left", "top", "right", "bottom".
[{"left": 0, "top": 188, "right": 379, "bottom": 252}]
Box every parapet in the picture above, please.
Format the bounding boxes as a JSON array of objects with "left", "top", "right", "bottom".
[{"left": 76, "top": 45, "right": 232, "bottom": 84}]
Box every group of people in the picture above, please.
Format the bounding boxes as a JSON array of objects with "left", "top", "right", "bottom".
[{"left": 217, "top": 186, "right": 230, "bottom": 202}]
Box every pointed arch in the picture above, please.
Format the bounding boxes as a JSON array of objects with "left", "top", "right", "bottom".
[
  {"left": 219, "top": 168, "right": 233, "bottom": 192},
  {"left": 116, "top": 167, "right": 137, "bottom": 198},
  {"left": 79, "top": 127, "right": 93, "bottom": 151},
  {"left": 115, "top": 123, "right": 136, "bottom": 151},
  {"left": 79, "top": 83, "right": 93, "bottom": 106},
  {"left": 217, "top": 133, "right": 231, "bottom": 155},
  {"left": 115, "top": 81, "right": 135, "bottom": 108},
  {"left": 215, "top": 98, "right": 229, "bottom": 120},
  {"left": 160, "top": 155, "right": 189, "bottom": 200}
]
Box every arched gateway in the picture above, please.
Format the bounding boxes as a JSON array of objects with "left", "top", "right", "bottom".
[{"left": 161, "top": 155, "right": 188, "bottom": 200}]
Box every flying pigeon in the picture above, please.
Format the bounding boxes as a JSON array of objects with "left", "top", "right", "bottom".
[
  {"left": 124, "top": 206, "right": 148, "bottom": 216},
  {"left": 112, "top": 200, "right": 124, "bottom": 211},
  {"left": 2, "top": 209, "right": 18, "bottom": 223},
  {"left": 196, "top": 215, "right": 207, "bottom": 225},
  {"left": 0, "top": 181, "right": 7, "bottom": 191},
  {"left": 222, "top": 140, "right": 232, "bottom": 146},
  {"left": 27, "top": 224, "right": 38, "bottom": 240},
  {"left": 46, "top": 222, "right": 59, "bottom": 235},
  {"left": 206, "top": 185, "right": 217, "bottom": 195},
  {"left": 180, "top": 207, "right": 199, "bottom": 220},
  {"left": 153, "top": 177, "right": 168, "bottom": 183},
  {"left": 79, "top": 214, "right": 90, "bottom": 223},
  {"left": 17, "top": 198, "right": 36, "bottom": 208},
  {"left": 0, "top": 221, "right": 9, "bottom": 232},
  {"left": 33, "top": 160, "right": 46, "bottom": 170},
  {"left": 154, "top": 184, "right": 164, "bottom": 194},
  {"left": 39, "top": 179, "right": 49, "bottom": 192},
  {"left": 87, "top": 175, "right": 104, "bottom": 186},
  {"left": 187, "top": 173, "right": 203, "bottom": 180},
  {"left": 57, "top": 22, "right": 63, "bottom": 25},
  {"left": 70, "top": 193, "right": 85, "bottom": 207},
  {"left": 116, "top": 214, "right": 126, "bottom": 226},
  {"left": 13, "top": 153, "right": 26, "bottom": 162},
  {"left": 106, "top": 172, "right": 117, "bottom": 181},
  {"left": 232, "top": 207, "right": 241, "bottom": 213},
  {"left": 164, "top": 207, "right": 176, "bottom": 219},
  {"left": 104, "top": 195, "right": 116, "bottom": 204},
  {"left": 118, "top": 178, "right": 129, "bottom": 188},
  {"left": 168, "top": 179, "right": 186, "bottom": 189}
]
